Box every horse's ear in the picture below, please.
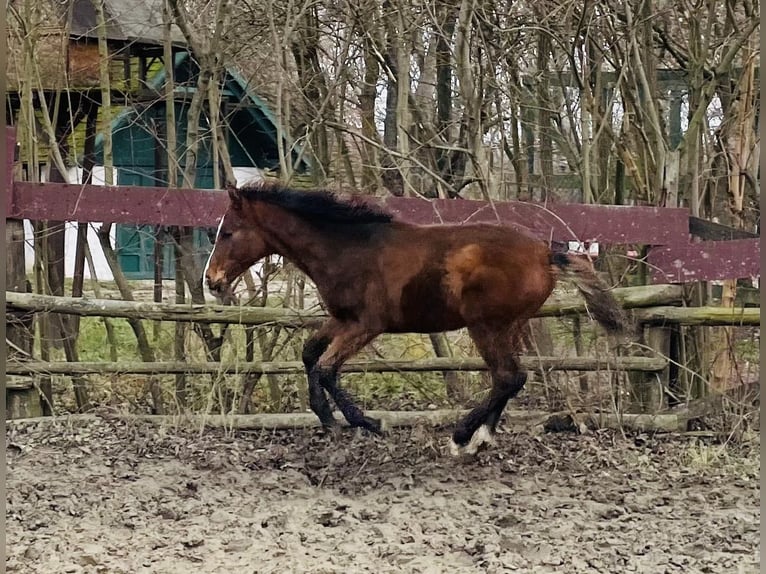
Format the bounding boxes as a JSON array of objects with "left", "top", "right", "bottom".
[{"left": 226, "top": 182, "right": 242, "bottom": 210}]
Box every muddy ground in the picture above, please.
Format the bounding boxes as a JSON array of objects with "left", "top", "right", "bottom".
[{"left": 6, "top": 416, "right": 760, "bottom": 574}]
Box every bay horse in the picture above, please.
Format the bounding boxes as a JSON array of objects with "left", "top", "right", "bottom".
[{"left": 205, "top": 182, "right": 627, "bottom": 455}]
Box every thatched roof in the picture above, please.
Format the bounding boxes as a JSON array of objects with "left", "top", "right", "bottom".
[
  {"left": 68, "top": 0, "right": 185, "bottom": 46},
  {"left": 8, "top": 0, "right": 187, "bottom": 90}
]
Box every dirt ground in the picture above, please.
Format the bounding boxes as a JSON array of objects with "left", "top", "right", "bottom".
[{"left": 6, "top": 416, "right": 760, "bottom": 574}]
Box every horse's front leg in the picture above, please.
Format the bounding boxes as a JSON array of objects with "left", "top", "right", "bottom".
[
  {"left": 310, "top": 320, "right": 384, "bottom": 434},
  {"left": 302, "top": 330, "right": 338, "bottom": 428}
]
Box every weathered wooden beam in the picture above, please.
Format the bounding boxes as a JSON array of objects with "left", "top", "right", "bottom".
[
  {"left": 5, "top": 355, "right": 668, "bottom": 376},
  {"left": 585, "top": 412, "right": 687, "bottom": 433},
  {"left": 538, "top": 283, "right": 683, "bottom": 317},
  {"left": 5, "top": 283, "right": 684, "bottom": 326},
  {"left": 5, "top": 409, "right": 690, "bottom": 433},
  {"left": 6, "top": 377, "right": 42, "bottom": 419},
  {"left": 633, "top": 306, "right": 760, "bottom": 326},
  {"left": 7, "top": 411, "right": 471, "bottom": 430},
  {"left": 5, "top": 291, "right": 325, "bottom": 327},
  {"left": 630, "top": 325, "right": 672, "bottom": 412}
]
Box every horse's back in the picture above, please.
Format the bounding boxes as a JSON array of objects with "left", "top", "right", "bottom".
[
  {"left": 440, "top": 225, "right": 555, "bottom": 320},
  {"left": 382, "top": 222, "right": 555, "bottom": 331}
]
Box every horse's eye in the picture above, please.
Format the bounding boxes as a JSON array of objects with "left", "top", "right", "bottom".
[{"left": 219, "top": 231, "right": 233, "bottom": 241}]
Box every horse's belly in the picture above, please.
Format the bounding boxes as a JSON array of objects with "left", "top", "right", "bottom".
[
  {"left": 388, "top": 313, "right": 466, "bottom": 334},
  {"left": 391, "top": 284, "right": 465, "bottom": 333},
  {"left": 395, "top": 269, "right": 465, "bottom": 333}
]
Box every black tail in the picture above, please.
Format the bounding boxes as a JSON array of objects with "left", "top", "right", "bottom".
[{"left": 551, "top": 252, "right": 627, "bottom": 334}]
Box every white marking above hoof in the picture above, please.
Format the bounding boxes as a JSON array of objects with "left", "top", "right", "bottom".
[
  {"left": 449, "top": 438, "right": 462, "bottom": 457},
  {"left": 449, "top": 425, "right": 496, "bottom": 457}
]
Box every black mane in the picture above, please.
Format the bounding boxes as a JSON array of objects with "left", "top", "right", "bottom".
[{"left": 238, "top": 182, "right": 394, "bottom": 225}]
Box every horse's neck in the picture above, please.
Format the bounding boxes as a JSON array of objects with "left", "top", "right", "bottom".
[{"left": 253, "top": 202, "right": 338, "bottom": 281}]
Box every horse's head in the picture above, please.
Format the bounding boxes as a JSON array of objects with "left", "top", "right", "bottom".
[{"left": 204, "top": 185, "right": 272, "bottom": 298}]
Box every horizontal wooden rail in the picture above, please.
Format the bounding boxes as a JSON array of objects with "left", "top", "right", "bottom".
[
  {"left": 6, "top": 355, "right": 668, "bottom": 376},
  {"left": 6, "top": 291, "right": 324, "bottom": 327},
  {"left": 5, "top": 284, "right": 684, "bottom": 326},
  {"left": 648, "top": 238, "right": 760, "bottom": 283},
  {"left": 633, "top": 306, "right": 760, "bottom": 326},
  {"left": 5, "top": 410, "right": 691, "bottom": 433},
  {"left": 9, "top": 179, "right": 689, "bottom": 244},
  {"left": 11, "top": 288, "right": 758, "bottom": 328}
]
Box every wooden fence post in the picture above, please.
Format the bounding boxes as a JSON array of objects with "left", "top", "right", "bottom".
[
  {"left": 631, "top": 324, "right": 671, "bottom": 412},
  {"left": 629, "top": 148, "right": 681, "bottom": 412},
  {"left": 6, "top": 135, "right": 41, "bottom": 418},
  {"left": 6, "top": 220, "right": 41, "bottom": 419},
  {"left": 629, "top": 312, "right": 686, "bottom": 413}
]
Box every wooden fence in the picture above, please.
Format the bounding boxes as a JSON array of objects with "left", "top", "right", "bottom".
[
  {"left": 6, "top": 283, "right": 759, "bottom": 420},
  {"left": 4, "top": 126, "right": 760, "bottom": 423}
]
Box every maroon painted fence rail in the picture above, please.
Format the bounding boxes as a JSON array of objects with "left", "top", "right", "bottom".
[
  {"left": 8, "top": 180, "right": 690, "bottom": 245},
  {"left": 648, "top": 238, "right": 760, "bottom": 283},
  {"left": 4, "top": 126, "right": 760, "bottom": 283}
]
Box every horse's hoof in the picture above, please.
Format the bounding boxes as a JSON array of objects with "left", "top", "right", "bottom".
[
  {"left": 449, "top": 425, "right": 496, "bottom": 457},
  {"left": 315, "top": 420, "right": 340, "bottom": 438},
  {"left": 360, "top": 416, "right": 386, "bottom": 436}
]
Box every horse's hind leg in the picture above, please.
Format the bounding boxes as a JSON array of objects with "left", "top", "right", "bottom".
[
  {"left": 305, "top": 319, "right": 383, "bottom": 434},
  {"left": 451, "top": 321, "right": 527, "bottom": 456}
]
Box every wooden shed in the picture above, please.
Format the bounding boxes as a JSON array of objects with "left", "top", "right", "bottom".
[
  {"left": 96, "top": 51, "right": 310, "bottom": 279},
  {"left": 8, "top": 0, "right": 309, "bottom": 281}
]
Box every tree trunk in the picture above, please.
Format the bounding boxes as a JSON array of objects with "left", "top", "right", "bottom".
[
  {"left": 536, "top": 27, "right": 552, "bottom": 199},
  {"left": 710, "top": 38, "right": 759, "bottom": 391},
  {"left": 291, "top": 6, "right": 330, "bottom": 182},
  {"left": 168, "top": 0, "right": 231, "bottom": 361},
  {"left": 71, "top": 99, "right": 98, "bottom": 338},
  {"left": 97, "top": 227, "right": 164, "bottom": 413},
  {"left": 428, "top": 333, "right": 468, "bottom": 403},
  {"left": 82, "top": 240, "right": 119, "bottom": 362},
  {"left": 360, "top": 34, "right": 381, "bottom": 192}
]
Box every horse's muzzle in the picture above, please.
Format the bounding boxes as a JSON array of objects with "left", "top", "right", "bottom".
[{"left": 206, "top": 275, "right": 227, "bottom": 298}]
